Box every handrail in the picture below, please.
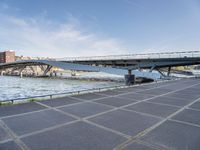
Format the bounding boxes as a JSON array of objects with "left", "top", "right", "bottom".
[
  {"left": 0, "top": 77, "right": 176, "bottom": 104},
  {"left": 0, "top": 84, "right": 126, "bottom": 104},
  {"left": 57, "top": 51, "right": 200, "bottom": 61}
]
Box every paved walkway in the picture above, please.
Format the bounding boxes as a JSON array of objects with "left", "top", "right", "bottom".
[{"left": 0, "top": 78, "right": 200, "bottom": 150}]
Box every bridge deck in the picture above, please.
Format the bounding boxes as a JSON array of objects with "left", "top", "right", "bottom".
[{"left": 0, "top": 78, "right": 200, "bottom": 150}]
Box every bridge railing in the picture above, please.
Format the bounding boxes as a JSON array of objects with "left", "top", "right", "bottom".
[{"left": 58, "top": 51, "right": 200, "bottom": 61}]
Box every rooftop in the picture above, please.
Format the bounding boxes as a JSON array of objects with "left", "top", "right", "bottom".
[{"left": 0, "top": 78, "right": 200, "bottom": 150}]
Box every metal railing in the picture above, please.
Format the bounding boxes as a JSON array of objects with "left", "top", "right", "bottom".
[
  {"left": 0, "top": 84, "right": 126, "bottom": 104},
  {"left": 0, "top": 77, "right": 176, "bottom": 105},
  {"left": 57, "top": 51, "right": 200, "bottom": 61}
]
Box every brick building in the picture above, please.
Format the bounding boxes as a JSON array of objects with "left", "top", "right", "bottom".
[{"left": 0, "top": 50, "right": 16, "bottom": 63}]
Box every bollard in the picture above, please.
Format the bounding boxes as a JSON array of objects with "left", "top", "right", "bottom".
[{"left": 124, "top": 74, "right": 135, "bottom": 86}]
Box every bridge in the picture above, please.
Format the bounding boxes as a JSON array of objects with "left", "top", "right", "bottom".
[{"left": 0, "top": 51, "right": 200, "bottom": 85}]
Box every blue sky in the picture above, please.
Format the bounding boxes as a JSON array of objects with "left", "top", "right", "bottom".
[{"left": 0, "top": 0, "right": 200, "bottom": 57}]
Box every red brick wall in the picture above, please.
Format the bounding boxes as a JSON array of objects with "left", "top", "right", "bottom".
[
  {"left": 0, "top": 52, "right": 5, "bottom": 63},
  {"left": 0, "top": 51, "right": 15, "bottom": 63}
]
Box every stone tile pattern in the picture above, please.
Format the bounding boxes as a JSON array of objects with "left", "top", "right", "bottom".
[{"left": 0, "top": 78, "right": 200, "bottom": 150}]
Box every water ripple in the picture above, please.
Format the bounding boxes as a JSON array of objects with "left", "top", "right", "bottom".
[{"left": 0, "top": 76, "right": 121, "bottom": 101}]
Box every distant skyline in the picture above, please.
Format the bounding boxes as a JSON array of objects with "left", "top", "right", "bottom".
[{"left": 0, "top": 0, "right": 200, "bottom": 58}]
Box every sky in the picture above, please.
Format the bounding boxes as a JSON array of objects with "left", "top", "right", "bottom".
[{"left": 0, "top": 0, "right": 200, "bottom": 58}]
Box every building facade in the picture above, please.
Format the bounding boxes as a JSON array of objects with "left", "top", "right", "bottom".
[{"left": 0, "top": 50, "right": 16, "bottom": 63}]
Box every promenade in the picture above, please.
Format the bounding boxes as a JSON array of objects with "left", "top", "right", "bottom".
[{"left": 0, "top": 78, "right": 200, "bottom": 150}]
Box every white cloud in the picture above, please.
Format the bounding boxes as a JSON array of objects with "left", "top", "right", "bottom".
[{"left": 0, "top": 14, "right": 128, "bottom": 58}]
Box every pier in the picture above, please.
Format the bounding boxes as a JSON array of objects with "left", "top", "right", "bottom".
[{"left": 0, "top": 78, "right": 200, "bottom": 150}]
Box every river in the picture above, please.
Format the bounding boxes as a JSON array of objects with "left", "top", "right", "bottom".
[{"left": 0, "top": 76, "right": 122, "bottom": 101}]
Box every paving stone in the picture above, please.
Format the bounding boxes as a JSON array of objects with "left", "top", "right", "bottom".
[
  {"left": 0, "top": 141, "right": 21, "bottom": 150},
  {"left": 189, "top": 101, "right": 200, "bottom": 110},
  {"left": 141, "top": 83, "right": 164, "bottom": 89},
  {"left": 191, "top": 84, "right": 200, "bottom": 89},
  {"left": 123, "top": 142, "right": 157, "bottom": 150},
  {"left": 71, "top": 93, "right": 107, "bottom": 101},
  {"left": 113, "top": 88, "right": 134, "bottom": 93},
  {"left": 22, "top": 121, "right": 126, "bottom": 150},
  {"left": 0, "top": 102, "right": 46, "bottom": 117},
  {"left": 162, "top": 84, "right": 185, "bottom": 90},
  {"left": 0, "top": 78, "right": 199, "bottom": 150},
  {"left": 125, "top": 102, "right": 179, "bottom": 117},
  {"left": 0, "top": 126, "right": 10, "bottom": 142},
  {"left": 89, "top": 109, "right": 161, "bottom": 136},
  {"left": 95, "top": 97, "right": 137, "bottom": 107},
  {"left": 176, "top": 91, "right": 200, "bottom": 99},
  {"left": 97, "top": 90, "right": 124, "bottom": 96},
  {"left": 117, "top": 93, "right": 154, "bottom": 101},
  {"left": 189, "top": 86, "right": 200, "bottom": 91},
  {"left": 166, "top": 92, "right": 199, "bottom": 101},
  {"left": 137, "top": 88, "right": 172, "bottom": 96},
  {"left": 59, "top": 102, "right": 112, "bottom": 118},
  {"left": 39, "top": 97, "right": 82, "bottom": 107},
  {"left": 180, "top": 89, "right": 200, "bottom": 95},
  {"left": 114, "top": 87, "right": 146, "bottom": 93},
  {"left": 172, "top": 109, "right": 200, "bottom": 126},
  {"left": 147, "top": 96, "right": 191, "bottom": 107},
  {"left": 158, "top": 85, "right": 179, "bottom": 91},
  {"left": 3, "top": 109, "right": 76, "bottom": 136},
  {"left": 141, "top": 120, "right": 200, "bottom": 150}
]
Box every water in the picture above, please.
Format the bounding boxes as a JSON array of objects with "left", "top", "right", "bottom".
[
  {"left": 0, "top": 76, "right": 122, "bottom": 101},
  {"left": 0, "top": 71, "right": 188, "bottom": 101}
]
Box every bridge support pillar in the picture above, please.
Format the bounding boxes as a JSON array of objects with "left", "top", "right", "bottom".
[
  {"left": 125, "top": 70, "right": 135, "bottom": 86},
  {"left": 53, "top": 71, "right": 57, "bottom": 77},
  {"left": 50, "top": 72, "right": 53, "bottom": 77},
  {"left": 20, "top": 72, "right": 23, "bottom": 78},
  {"left": 167, "top": 66, "right": 171, "bottom": 76},
  {"left": 17, "top": 66, "right": 26, "bottom": 78},
  {"left": 0, "top": 71, "right": 4, "bottom": 76},
  {"left": 43, "top": 65, "right": 53, "bottom": 76}
]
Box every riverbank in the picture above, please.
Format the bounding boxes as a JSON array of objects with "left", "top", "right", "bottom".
[
  {"left": 0, "top": 76, "right": 177, "bottom": 105},
  {"left": 0, "top": 76, "right": 123, "bottom": 102}
]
